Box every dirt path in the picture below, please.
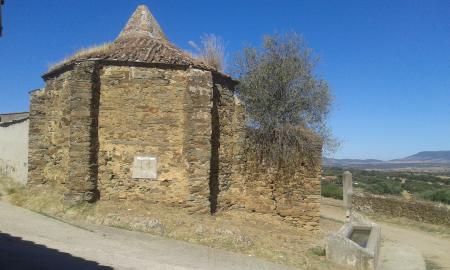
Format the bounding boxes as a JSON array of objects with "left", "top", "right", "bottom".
[
  {"left": 320, "top": 201, "right": 450, "bottom": 270},
  {"left": 0, "top": 201, "right": 295, "bottom": 270}
]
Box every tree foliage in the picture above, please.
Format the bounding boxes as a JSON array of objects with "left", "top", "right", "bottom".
[{"left": 234, "top": 33, "right": 336, "bottom": 165}]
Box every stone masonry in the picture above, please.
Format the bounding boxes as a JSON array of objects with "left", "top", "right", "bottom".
[{"left": 28, "top": 5, "right": 322, "bottom": 230}]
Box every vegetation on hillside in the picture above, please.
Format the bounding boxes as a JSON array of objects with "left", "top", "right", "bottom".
[{"left": 322, "top": 167, "right": 450, "bottom": 204}]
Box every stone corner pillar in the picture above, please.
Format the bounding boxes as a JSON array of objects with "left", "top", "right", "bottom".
[
  {"left": 27, "top": 88, "right": 47, "bottom": 187},
  {"left": 183, "top": 68, "right": 213, "bottom": 213},
  {"left": 66, "top": 61, "right": 100, "bottom": 202}
]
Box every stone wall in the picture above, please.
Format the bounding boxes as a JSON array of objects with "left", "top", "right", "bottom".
[
  {"left": 211, "top": 74, "right": 240, "bottom": 212},
  {"left": 28, "top": 63, "right": 100, "bottom": 202},
  {"left": 354, "top": 193, "right": 450, "bottom": 226},
  {"left": 183, "top": 68, "right": 214, "bottom": 212},
  {"left": 215, "top": 118, "right": 322, "bottom": 230},
  {"left": 66, "top": 62, "right": 100, "bottom": 202},
  {"left": 94, "top": 63, "right": 322, "bottom": 227},
  {"left": 28, "top": 89, "right": 46, "bottom": 186},
  {"left": 28, "top": 60, "right": 322, "bottom": 229},
  {"left": 28, "top": 70, "right": 71, "bottom": 189},
  {"left": 0, "top": 118, "right": 29, "bottom": 184},
  {"left": 235, "top": 145, "right": 322, "bottom": 230},
  {"left": 97, "top": 66, "right": 213, "bottom": 212},
  {"left": 98, "top": 66, "right": 188, "bottom": 203}
]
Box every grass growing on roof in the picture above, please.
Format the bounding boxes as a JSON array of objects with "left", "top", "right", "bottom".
[{"left": 47, "top": 42, "right": 112, "bottom": 71}]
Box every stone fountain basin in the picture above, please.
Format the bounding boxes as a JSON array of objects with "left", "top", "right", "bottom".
[{"left": 326, "top": 222, "right": 381, "bottom": 270}]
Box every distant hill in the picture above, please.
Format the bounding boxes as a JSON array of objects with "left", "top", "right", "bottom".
[
  {"left": 323, "top": 157, "right": 383, "bottom": 166},
  {"left": 324, "top": 151, "right": 450, "bottom": 171},
  {"left": 391, "top": 151, "right": 450, "bottom": 163}
]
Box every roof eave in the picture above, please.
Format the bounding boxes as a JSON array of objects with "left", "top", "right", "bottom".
[
  {"left": 42, "top": 58, "right": 239, "bottom": 86},
  {"left": 42, "top": 62, "right": 76, "bottom": 81}
]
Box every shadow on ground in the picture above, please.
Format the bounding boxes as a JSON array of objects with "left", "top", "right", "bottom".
[{"left": 0, "top": 231, "right": 112, "bottom": 270}]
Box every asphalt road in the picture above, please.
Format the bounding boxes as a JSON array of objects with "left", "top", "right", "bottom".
[{"left": 0, "top": 201, "right": 294, "bottom": 270}]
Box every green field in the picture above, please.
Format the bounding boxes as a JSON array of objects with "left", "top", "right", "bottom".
[{"left": 322, "top": 167, "right": 450, "bottom": 204}]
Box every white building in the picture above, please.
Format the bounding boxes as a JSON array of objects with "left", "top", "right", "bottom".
[{"left": 0, "top": 112, "right": 29, "bottom": 184}]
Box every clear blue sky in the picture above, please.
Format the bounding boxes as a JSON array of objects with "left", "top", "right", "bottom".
[{"left": 1, "top": 0, "right": 449, "bottom": 160}]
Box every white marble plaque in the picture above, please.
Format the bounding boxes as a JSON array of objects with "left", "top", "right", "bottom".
[{"left": 132, "top": 156, "right": 157, "bottom": 179}]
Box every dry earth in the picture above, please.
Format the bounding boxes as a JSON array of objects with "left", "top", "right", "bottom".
[
  {"left": 0, "top": 176, "right": 340, "bottom": 270},
  {"left": 0, "top": 200, "right": 298, "bottom": 270},
  {"left": 2, "top": 176, "right": 448, "bottom": 270}
]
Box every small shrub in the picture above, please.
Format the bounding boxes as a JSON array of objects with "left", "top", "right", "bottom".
[
  {"left": 0, "top": 176, "right": 25, "bottom": 198},
  {"left": 6, "top": 187, "right": 17, "bottom": 195},
  {"left": 425, "top": 259, "right": 443, "bottom": 270},
  {"left": 365, "top": 182, "right": 402, "bottom": 195},
  {"left": 420, "top": 189, "right": 450, "bottom": 204},
  {"left": 403, "top": 180, "right": 438, "bottom": 193},
  {"left": 321, "top": 182, "right": 343, "bottom": 200},
  {"left": 308, "top": 246, "right": 326, "bottom": 256}
]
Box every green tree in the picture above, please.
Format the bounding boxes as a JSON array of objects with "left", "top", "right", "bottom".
[{"left": 234, "top": 33, "right": 336, "bottom": 165}]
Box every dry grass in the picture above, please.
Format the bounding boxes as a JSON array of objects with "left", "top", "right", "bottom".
[
  {"left": 0, "top": 176, "right": 25, "bottom": 202},
  {"left": 369, "top": 213, "right": 450, "bottom": 238},
  {"left": 5, "top": 183, "right": 344, "bottom": 270},
  {"left": 188, "top": 34, "right": 226, "bottom": 71},
  {"left": 48, "top": 42, "right": 112, "bottom": 71}
]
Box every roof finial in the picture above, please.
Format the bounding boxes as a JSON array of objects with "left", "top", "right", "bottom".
[{"left": 117, "top": 5, "right": 167, "bottom": 41}]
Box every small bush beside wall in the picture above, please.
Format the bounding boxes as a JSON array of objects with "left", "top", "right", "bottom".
[{"left": 321, "top": 181, "right": 343, "bottom": 200}]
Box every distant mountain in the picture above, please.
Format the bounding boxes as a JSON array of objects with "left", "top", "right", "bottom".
[
  {"left": 324, "top": 151, "right": 450, "bottom": 171},
  {"left": 391, "top": 151, "right": 450, "bottom": 164},
  {"left": 323, "top": 157, "right": 383, "bottom": 166}
]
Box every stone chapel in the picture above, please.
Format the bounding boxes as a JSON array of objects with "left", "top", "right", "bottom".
[{"left": 28, "top": 5, "right": 322, "bottom": 230}]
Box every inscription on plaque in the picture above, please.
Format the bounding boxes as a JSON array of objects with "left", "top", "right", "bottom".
[{"left": 132, "top": 156, "right": 157, "bottom": 179}]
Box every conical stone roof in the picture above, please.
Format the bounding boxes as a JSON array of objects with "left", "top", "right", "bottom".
[
  {"left": 117, "top": 5, "right": 167, "bottom": 41},
  {"left": 45, "top": 5, "right": 211, "bottom": 76}
]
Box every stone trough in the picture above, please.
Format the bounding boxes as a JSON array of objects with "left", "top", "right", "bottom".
[
  {"left": 327, "top": 222, "right": 381, "bottom": 270},
  {"left": 326, "top": 171, "right": 381, "bottom": 270}
]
